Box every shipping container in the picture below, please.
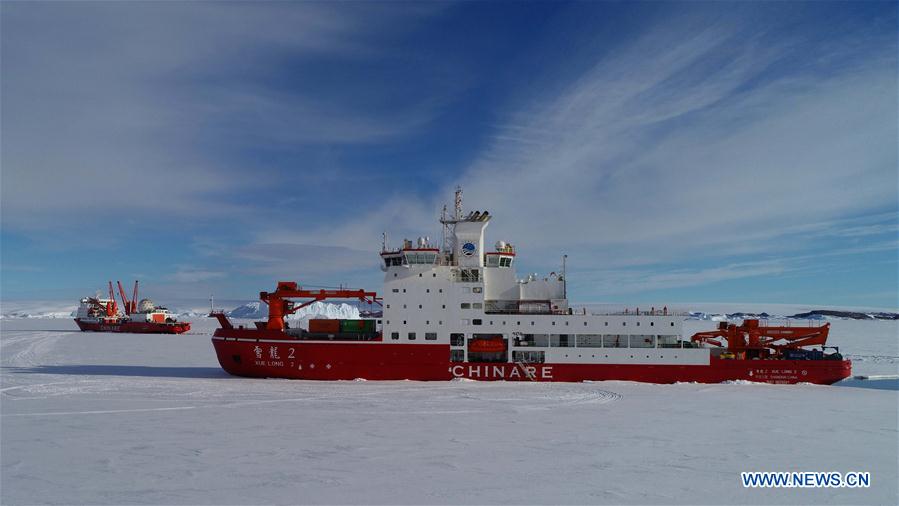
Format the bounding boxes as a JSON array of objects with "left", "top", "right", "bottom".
[
  {"left": 339, "top": 319, "right": 376, "bottom": 333},
  {"left": 308, "top": 319, "right": 340, "bottom": 333}
]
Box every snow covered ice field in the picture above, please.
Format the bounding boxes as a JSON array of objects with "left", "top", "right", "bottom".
[{"left": 1, "top": 316, "right": 897, "bottom": 505}]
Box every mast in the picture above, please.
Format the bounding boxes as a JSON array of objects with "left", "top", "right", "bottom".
[{"left": 562, "top": 254, "right": 568, "bottom": 299}]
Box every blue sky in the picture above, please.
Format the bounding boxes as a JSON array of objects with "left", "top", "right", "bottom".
[{"left": 2, "top": 1, "right": 897, "bottom": 308}]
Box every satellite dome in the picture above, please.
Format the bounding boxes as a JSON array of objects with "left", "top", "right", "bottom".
[
  {"left": 137, "top": 298, "right": 156, "bottom": 313},
  {"left": 495, "top": 240, "right": 507, "bottom": 251}
]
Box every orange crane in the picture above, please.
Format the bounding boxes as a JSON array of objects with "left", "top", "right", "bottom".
[
  {"left": 116, "top": 281, "right": 136, "bottom": 315},
  {"left": 691, "top": 319, "right": 830, "bottom": 359},
  {"left": 260, "top": 281, "right": 381, "bottom": 331},
  {"left": 106, "top": 281, "right": 119, "bottom": 317}
]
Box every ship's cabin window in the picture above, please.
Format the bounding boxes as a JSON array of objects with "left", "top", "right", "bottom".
[
  {"left": 603, "top": 334, "right": 627, "bottom": 348},
  {"left": 550, "top": 334, "right": 574, "bottom": 347},
  {"left": 450, "top": 349, "right": 465, "bottom": 362},
  {"left": 472, "top": 319, "right": 482, "bottom": 325},
  {"left": 383, "top": 255, "right": 405, "bottom": 267},
  {"left": 458, "top": 269, "right": 480, "bottom": 282},
  {"left": 486, "top": 255, "right": 514, "bottom": 268},
  {"left": 630, "top": 335, "right": 655, "bottom": 348},
  {"left": 450, "top": 333, "right": 465, "bottom": 346},
  {"left": 512, "top": 350, "right": 545, "bottom": 363},
  {"left": 391, "top": 332, "right": 399, "bottom": 340},
  {"left": 473, "top": 287, "right": 482, "bottom": 293},
  {"left": 408, "top": 332, "right": 416, "bottom": 340},
  {"left": 472, "top": 303, "right": 483, "bottom": 309},
  {"left": 461, "top": 303, "right": 471, "bottom": 309},
  {"left": 576, "top": 334, "right": 603, "bottom": 348},
  {"left": 515, "top": 334, "right": 549, "bottom": 347},
  {"left": 404, "top": 251, "right": 437, "bottom": 265},
  {"left": 425, "top": 332, "right": 437, "bottom": 340}
]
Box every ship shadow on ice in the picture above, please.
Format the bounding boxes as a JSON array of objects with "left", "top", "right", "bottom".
[
  {"left": 834, "top": 378, "right": 899, "bottom": 391},
  {"left": 5, "top": 365, "right": 228, "bottom": 379}
]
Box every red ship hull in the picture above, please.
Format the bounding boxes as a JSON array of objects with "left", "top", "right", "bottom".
[
  {"left": 211, "top": 331, "right": 851, "bottom": 385},
  {"left": 75, "top": 318, "right": 191, "bottom": 334}
]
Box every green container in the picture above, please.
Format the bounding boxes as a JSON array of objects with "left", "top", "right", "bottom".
[{"left": 339, "top": 319, "right": 375, "bottom": 333}]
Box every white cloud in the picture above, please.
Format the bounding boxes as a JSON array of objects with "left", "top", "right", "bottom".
[{"left": 0, "top": 2, "right": 449, "bottom": 231}]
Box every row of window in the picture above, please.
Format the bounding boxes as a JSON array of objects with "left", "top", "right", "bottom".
[
  {"left": 390, "top": 332, "right": 438, "bottom": 341},
  {"left": 392, "top": 269, "right": 481, "bottom": 281},
  {"left": 390, "top": 286, "right": 483, "bottom": 294},
  {"left": 385, "top": 318, "right": 676, "bottom": 328}
]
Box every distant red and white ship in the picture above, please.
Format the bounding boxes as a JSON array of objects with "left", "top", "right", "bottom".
[
  {"left": 75, "top": 281, "right": 190, "bottom": 334},
  {"left": 211, "top": 189, "right": 850, "bottom": 384}
]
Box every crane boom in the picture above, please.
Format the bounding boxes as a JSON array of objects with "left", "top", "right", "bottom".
[
  {"left": 259, "top": 281, "right": 381, "bottom": 331},
  {"left": 131, "top": 280, "right": 139, "bottom": 314},
  {"left": 116, "top": 281, "right": 131, "bottom": 315}
]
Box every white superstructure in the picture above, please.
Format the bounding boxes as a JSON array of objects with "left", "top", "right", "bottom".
[{"left": 379, "top": 188, "right": 710, "bottom": 368}]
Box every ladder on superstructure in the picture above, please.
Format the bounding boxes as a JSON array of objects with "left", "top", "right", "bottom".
[{"left": 515, "top": 361, "right": 537, "bottom": 381}]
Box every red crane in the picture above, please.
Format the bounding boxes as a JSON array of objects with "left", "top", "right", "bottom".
[
  {"left": 691, "top": 319, "right": 830, "bottom": 359},
  {"left": 259, "top": 281, "right": 381, "bottom": 331},
  {"left": 106, "top": 281, "right": 119, "bottom": 317},
  {"left": 115, "top": 280, "right": 139, "bottom": 315}
]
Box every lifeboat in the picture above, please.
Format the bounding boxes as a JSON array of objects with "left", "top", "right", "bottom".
[{"left": 468, "top": 338, "right": 506, "bottom": 353}]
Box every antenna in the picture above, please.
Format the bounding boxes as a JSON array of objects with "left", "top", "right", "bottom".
[
  {"left": 382, "top": 231, "right": 388, "bottom": 252},
  {"left": 441, "top": 204, "right": 448, "bottom": 253},
  {"left": 454, "top": 186, "right": 463, "bottom": 220},
  {"left": 210, "top": 294, "right": 215, "bottom": 313},
  {"left": 562, "top": 254, "right": 568, "bottom": 299}
]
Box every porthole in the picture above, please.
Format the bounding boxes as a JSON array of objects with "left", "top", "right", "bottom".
[{"left": 650, "top": 322, "right": 654, "bottom": 326}]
